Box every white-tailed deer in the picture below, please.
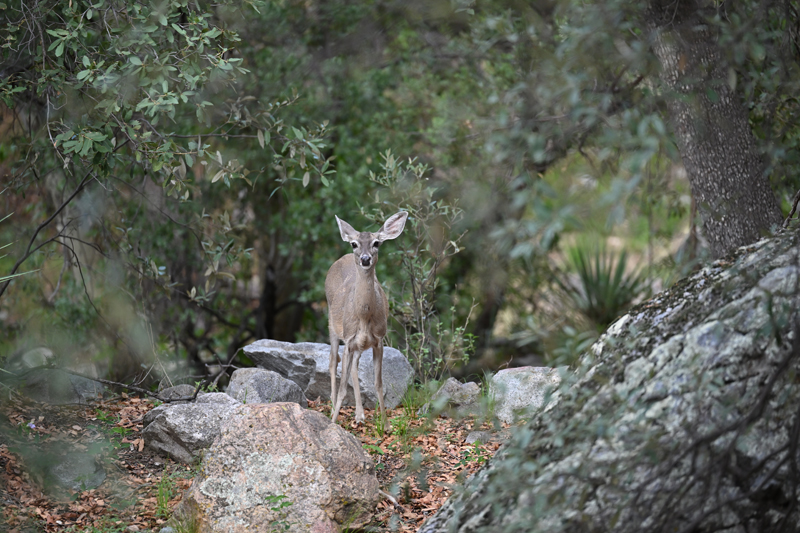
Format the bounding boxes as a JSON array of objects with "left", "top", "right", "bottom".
[{"left": 326, "top": 211, "right": 408, "bottom": 424}]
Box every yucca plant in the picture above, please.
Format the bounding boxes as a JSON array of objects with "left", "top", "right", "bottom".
[{"left": 556, "top": 244, "right": 648, "bottom": 330}]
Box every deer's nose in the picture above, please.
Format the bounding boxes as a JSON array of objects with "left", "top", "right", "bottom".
[{"left": 360, "top": 254, "right": 371, "bottom": 267}]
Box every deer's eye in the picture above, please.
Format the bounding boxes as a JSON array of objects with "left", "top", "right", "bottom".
[
  {"left": 373, "top": 241, "right": 381, "bottom": 249},
  {"left": 351, "top": 242, "right": 358, "bottom": 249}
]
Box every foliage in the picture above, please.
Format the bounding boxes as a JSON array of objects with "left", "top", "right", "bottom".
[
  {"left": 556, "top": 243, "right": 649, "bottom": 330},
  {"left": 3, "top": 0, "right": 799, "bottom": 400},
  {"left": 362, "top": 151, "right": 476, "bottom": 382},
  {"left": 0, "top": 0, "right": 336, "bottom": 382}
]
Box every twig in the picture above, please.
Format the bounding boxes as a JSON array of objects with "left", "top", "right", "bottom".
[
  {"left": 783, "top": 188, "right": 800, "bottom": 228},
  {"left": 0, "top": 170, "right": 93, "bottom": 299}
]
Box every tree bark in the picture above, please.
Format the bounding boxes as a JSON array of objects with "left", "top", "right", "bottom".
[{"left": 648, "top": 0, "right": 782, "bottom": 258}]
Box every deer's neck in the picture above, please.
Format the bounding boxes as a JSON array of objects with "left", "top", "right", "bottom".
[{"left": 352, "top": 267, "right": 379, "bottom": 318}]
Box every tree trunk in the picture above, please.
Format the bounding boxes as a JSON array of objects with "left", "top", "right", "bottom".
[{"left": 648, "top": 1, "right": 782, "bottom": 258}]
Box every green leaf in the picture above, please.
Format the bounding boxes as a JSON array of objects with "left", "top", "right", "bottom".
[
  {"left": 158, "top": 13, "right": 168, "bottom": 26},
  {"left": 257, "top": 129, "right": 265, "bottom": 149},
  {"left": 302, "top": 171, "right": 310, "bottom": 187},
  {"left": 55, "top": 41, "right": 65, "bottom": 57},
  {"left": 184, "top": 153, "right": 194, "bottom": 167},
  {"left": 130, "top": 56, "right": 142, "bottom": 66},
  {"left": 77, "top": 70, "right": 91, "bottom": 81}
]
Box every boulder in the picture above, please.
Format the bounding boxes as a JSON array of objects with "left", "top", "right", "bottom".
[
  {"left": 420, "top": 230, "right": 800, "bottom": 532},
  {"left": 489, "top": 366, "right": 562, "bottom": 424},
  {"left": 227, "top": 368, "right": 307, "bottom": 407},
  {"left": 179, "top": 403, "right": 380, "bottom": 533},
  {"left": 242, "top": 339, "right": 318, "bottom": 391},
  {"left": 142, "top": 402, "right": 239, "bottom": 464},
  {"left": 304, "top": 344, "right": 414, "bottom": 410},
  {"left": 419, "top": 377, "right": 482, "bottom": 418}
]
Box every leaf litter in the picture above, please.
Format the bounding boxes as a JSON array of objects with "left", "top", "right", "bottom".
[{"left": 1, "top": 392, "right": 506, "bottom": 532}]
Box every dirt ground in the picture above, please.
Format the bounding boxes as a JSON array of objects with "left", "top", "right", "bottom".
[{"left": 0, "top": 391, "right": 504, "bottom": 532}]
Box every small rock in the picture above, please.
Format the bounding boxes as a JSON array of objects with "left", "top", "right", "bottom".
[
  {"left": 158, "top": 384, "right": 196, "bottom": 402},
  {"left": 419, "top": 378, "right": 482, "bottom": 418},
  {"left": 196, "top": 392, "right": 240, "bottom": 407},
  {"left": 465, "top": 431, "right": 493, "bottom": 445},
  {"left": 12, "top": 368, "right": 103, "bottom": 405}
]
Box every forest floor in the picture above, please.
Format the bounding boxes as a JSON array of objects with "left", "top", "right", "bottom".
[{"left": 0, "top": 392, "right": 505, "bottom": 532}]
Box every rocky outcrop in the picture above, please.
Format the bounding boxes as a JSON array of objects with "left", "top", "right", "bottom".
[
  {"left": 420, "top": 229, "right": 800, "bottom": 533},
  {"left": 227, "top": 368, "right": 307, "bottom": 407},
  {"left": 180, "top": 403, "right": 380, "bottom": 533}
]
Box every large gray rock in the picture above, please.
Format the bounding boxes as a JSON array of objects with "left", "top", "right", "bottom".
[
  {"left": 227, "top": 368, "right": 307, "bottom": 407},
  {"left": 489, "top": 366, "right": 562, "bottom": 424},
  {"left": 420, "top": 229, "right": 800, "bottom": 533},
  {"left": 142, "top": 402, "right": 239, "bottom": 464},
  {"left": 241, "top": 339, "right": 413, "bottom": 410},
  {"left": 304, "top": 344, "right": 414, "bottom": 410},
  {"left": 179, "top": 403, "right": 380, "bottom": 533},
  {"left": 242, "top": 340, "right": 318, "bottom": 391}
]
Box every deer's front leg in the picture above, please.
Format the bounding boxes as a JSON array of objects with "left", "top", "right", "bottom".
[
  {"left": 331, "top": 346, "right": 353, "bottom": 422},
  {"left": 351, "top": 350, "right": 365, "bottom": 423}
]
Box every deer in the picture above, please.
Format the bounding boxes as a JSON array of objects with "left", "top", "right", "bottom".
[{"left": 325, "top": 211, "right": 408, "bottom": 425}]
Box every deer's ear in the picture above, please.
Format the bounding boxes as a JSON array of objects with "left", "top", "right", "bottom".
[
  {"left": 336, "top": 216, "right": 359, "bottom": 242},
  {"left": 377, "top": 211, "right": 408, "bottom": 241}
]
